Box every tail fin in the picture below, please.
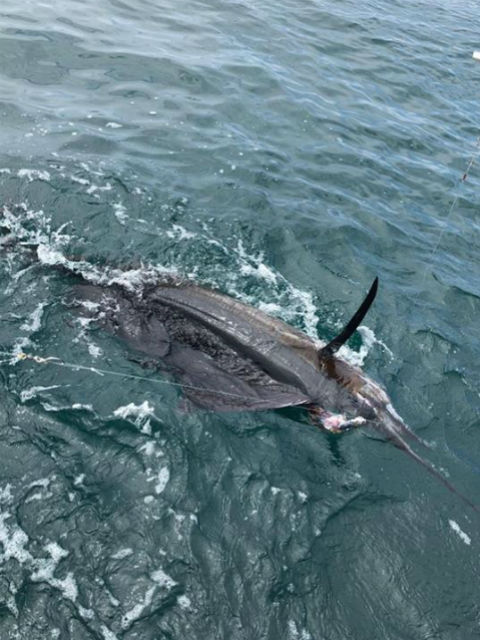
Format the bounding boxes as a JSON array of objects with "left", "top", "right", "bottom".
[{"left": 320, "top": 277, "right": 378, "bottom": 358}]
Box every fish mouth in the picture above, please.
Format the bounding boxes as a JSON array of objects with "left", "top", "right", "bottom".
[
  {"left": 314, "top": 396, "right": 479, "bottom": 512},
  {"left": 309, "top": 406, "right": 367, "bottom": 433}
]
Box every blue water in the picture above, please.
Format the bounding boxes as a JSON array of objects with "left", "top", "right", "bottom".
[{"left": 0, "top": 1, "right": 480, "bottom": 638}]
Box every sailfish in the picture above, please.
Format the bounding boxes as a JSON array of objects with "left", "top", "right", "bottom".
[
  {"left": 71, "top": 273, "right": 477, "bottom": 512},
  {"left": 0, "top": 213, "right": 476, "bottom": 512}
]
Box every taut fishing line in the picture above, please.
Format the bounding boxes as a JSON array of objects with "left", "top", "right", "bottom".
[
  {"left": 9, "top": 351, "right": 268, "bottom": 402},
  {"left": 418, "top": 133, "right": 480, "bottom": 470},
  {"left": 422, "top": 135, "right": 480, "bottom": 283}
]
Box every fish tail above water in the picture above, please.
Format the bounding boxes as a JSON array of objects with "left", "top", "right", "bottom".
[{"left": 320, "top": 277, "right": 378, "bottom": 358}]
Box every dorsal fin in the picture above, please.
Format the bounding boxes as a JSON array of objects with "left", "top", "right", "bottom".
[{"left": 320, "top": 277, "right": 378, "bottom": 358}]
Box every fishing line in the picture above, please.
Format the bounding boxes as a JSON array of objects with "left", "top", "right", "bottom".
[
  {"left": 9, "top": 351, "right": 266, "bottom": 402},
  {"left": 422, "top": 135, "right": 480, "bottom": 283},
  {"left": 415, "top": 136, "right": 480, "bottom": 472}
]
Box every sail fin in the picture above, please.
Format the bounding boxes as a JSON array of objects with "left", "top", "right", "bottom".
[{"left": 320, "top": 277, "right": 378, "bottom": 358}]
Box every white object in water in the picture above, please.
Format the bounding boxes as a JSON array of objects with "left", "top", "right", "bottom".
[{"left": 473, "top": 51, "right": 480, "bottom": 61}]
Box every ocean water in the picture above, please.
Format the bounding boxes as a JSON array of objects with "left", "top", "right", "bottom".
[{"left": 0, "top": 0, "right": 479, "bottom": 638}]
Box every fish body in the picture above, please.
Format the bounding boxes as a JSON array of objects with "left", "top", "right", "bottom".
[
  {"left": 73, "top": 277, "right": 373, "bottom": 421},
  {"left": 0, "top": 217, "right": 476, "bottom": 511},
  {"left": 73, "top": 275, "right": 478, "bottom": 512}
]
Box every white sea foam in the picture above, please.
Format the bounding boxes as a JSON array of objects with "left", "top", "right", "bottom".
[
  {"left": 101, "top": 625, "right": 119, "bottom": 640},
  {"left": 86, "top": 182, "right": 112, "bottom": 195},
  {"left": 236, "top": 239, "right": 277, "bottom": 284},
  {"left": 70, "top": 175, "right": 90, "bottom": 186},
  {"left": 20, "top": 302, "right": 46, "bottom": 333},
  {"left": 73, "top": 474, "right": 85, "bottom": 486},
  {"left": 0, "top": 511, "right": 32, "bottom": 563},
  {"left": 88, "top": 343, "right": 102, "bottom": 358},
  {"left": 257, "top": 301, "right": 284, "bottom": 315},
  {"left": 139, "top": 441, "right": 156, "bottom": 456},
  {"left": 106, "top": 122, "right": 122, "bottom": 129},
  {"left": 20, "top": 385, "right": 62, "bottom": 402},
  {"left": 78, "top": 606, "right": 94, "bottom": 620},
  {"left": 107, "top": 267, "right": 158, "bottom": 291},
  {"left": 449, "top": 520, "right": 471, "bottom": 545},
  {"left": 0, "top": 515, "right": 78, "bottom": 605},
  {"left": 288, "top": 285, "right": 318, "bottom": 339},
  {"left": 37, "top": 243, "right": 173, "bottom": 293},
  {"left": 111, "top": 548, "right": 133, "bottom": 560},
  {"left": 17, "top": 169, "right": 51, "bottom": 182},
  {"left": 1, "top": 204, "right": 53, "bottom": 249},
  {"left": 113, "top": 400, "right": 154, "bottom": 419},
  {"left": 11, "top": 336, "right": 32, "bottom": 363},
  {"left": 359, "top": 325, "right": 393, "bottom": 358},
  {"left": 113, "top": 201, "right": 128, "bottom": 224},
  {"left": 80, "top": 162, "right": 104, "bottom": 176},
  {"left": 288, "top": 620, "right": 312, "bottom": 640},
  {"left": 40, "top": 402, "right": 61, "bottom": 412},
  {"left": 72, "top": 309, "right": 103, "bottom": 359},
  {"left": 25, "top": 492, "right": 44, "bottom": 503},
  {"left": 27, "top": 477, "right": 51, "bottom": 490},
  {"left": 229, "top": 239, "right": 322, "bottom": 338},
  {"left": 114, "top": 402, "right": 155, "bottom": 434},
  {"left": 72, "top": 403, "right": 94, "bottom": 411},
  {"left": 31, "top": 542, "right": 78, "bottom": 602},
  {"left": 78, "top": 299, "right": 100, "bottom": 312},
  {"left": 121, "top": 586, "right": 156, "bottom": 629},
  {"left": 5, "top": 586, "right": 18, "bottom": 617},
  {"left": 37, "top": 244, "right": 72, "bottom": 267},
  {"left": 151, "top": 568, "right": 176, "bottom": 589},
  {"left": 166, "top": 224, "right": 196, "bottom": 240},
  {"left": 240, "top": 260, "right": 278, "bottom": 283},
  {"left": 0, "top": 485, "right": 13, "bottom": 504},
  {"left": 169, "top": 510, "right": 185, "bottom": 525},
  {"left": 177, "top": 594, "right": 191, "bottom": 609},
  {"left": 154, "top": 468, "right": 170, "bottom": 494},
  {"left": 120, "top": 568, "right": 176, "bottom": 629},
  {"left": 337, "top": 325, "right": 390, "bottom": 367}
]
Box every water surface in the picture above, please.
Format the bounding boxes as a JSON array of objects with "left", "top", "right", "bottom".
[{"left": 0, "top": 1, "right": 480, "bottom": 638}]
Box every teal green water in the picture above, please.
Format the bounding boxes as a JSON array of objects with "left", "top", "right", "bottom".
[{"left": 0, "top": 1, "right": 480, "bottom": 638}]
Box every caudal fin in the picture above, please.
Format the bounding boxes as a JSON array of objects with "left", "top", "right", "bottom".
[{"left": 320, "top": 277, "right": 378, "bottom": 357}]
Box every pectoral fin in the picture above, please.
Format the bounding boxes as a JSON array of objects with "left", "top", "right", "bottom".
[{"left": 165, "top": 345, "right": 311, "bottom": 411}]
